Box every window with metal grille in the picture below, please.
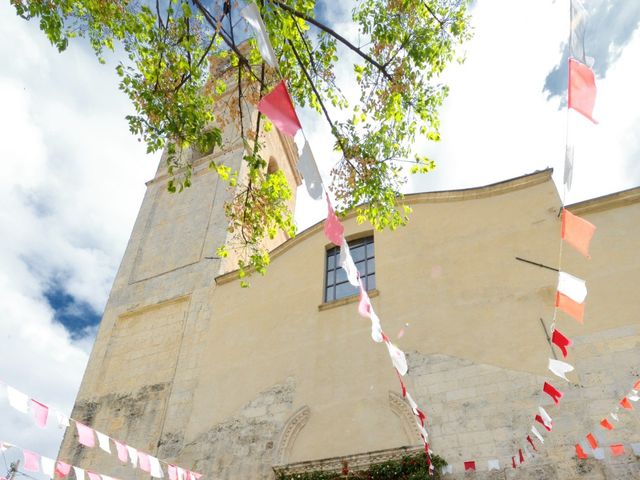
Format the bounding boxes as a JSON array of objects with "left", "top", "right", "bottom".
[{"left": 325, "top": 236, "right": 375, "bottom": 302}]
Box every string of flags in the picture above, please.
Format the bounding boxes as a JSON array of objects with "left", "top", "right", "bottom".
[{"left": 0, "top": 380, "right": 201, "bottom": 480}]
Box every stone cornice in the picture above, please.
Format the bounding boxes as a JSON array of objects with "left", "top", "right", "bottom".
[{"left": 566, "top": 185, "right": 640, "bottom": 215}]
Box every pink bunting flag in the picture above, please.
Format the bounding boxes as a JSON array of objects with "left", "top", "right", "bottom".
[
  {"left": 56, "top": 461, "right": 72, "bottom": 477},
  {"left": 31, "top": 399, "right": 49, "bottom": 428},
  {"left": 23, "top": 450, "right": 40, "bottom": 472},
  {"left": 551, "top": 328, "right": 572, "bottom": 358},
  {"left": 168, "top": 465, "right": 178, "bottom": 480},
  {"left": 543, "top": 382, "right": 563, "bottom": 404},
  {"left": 568, "top": 58, "right": 598, "bottom": 124},
  {"left": 87, "top": 472, "right": 101, "bottom": 480},
  {"left": 75, "top": 421, "right": 96, "bottom": 448},
  {"left": 324, "top": 195, "right": 344, "bottom": 246},
  {"left": 114, "top": 440, "right": 129, "bottom": 463},
  {"left": 138, "top": 451, "right": 151, "bottom": 473},
  {"left": 556, "top": 292, "right": 585, "bottom": 323},
  {"left": 464, "top": 461, "right": 475, "bottom": 471},
  {"left": 257, "top": 81, "right": 302, "bottom": 137}
]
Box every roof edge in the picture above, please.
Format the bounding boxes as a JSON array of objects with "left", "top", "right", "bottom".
[{"left": 566, "top": 185, "right": 640, "bottom": 215}]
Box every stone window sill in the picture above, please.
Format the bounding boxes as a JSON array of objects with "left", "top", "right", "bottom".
[{"left": 318, "top": 289, "right": 379, "bottom": 312}]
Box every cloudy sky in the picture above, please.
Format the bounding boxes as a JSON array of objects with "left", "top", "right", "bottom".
[{"left": 1, "top": 0, "right": 639, "bottom": 475}]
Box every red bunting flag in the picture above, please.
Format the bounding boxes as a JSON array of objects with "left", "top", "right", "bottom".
[
  {"left": 519, "top": 448, "right": 525, "bottom": 464},
  {"left": 23, "top": 450, "right": 40, "bottom": 472},
  {"left": 526, "top": 435, "right": 538, "bottom": 451},
  {"left": 620, "top": 397, "right": 633, "bottom": 410},
  {"left": 562, "top": 209, "right": 596, "bottom": 258},
  {"left": 576, "top": 444, "right": 588, "bottom": 459},
  {"left": 511, "top": 456, "right": 516, "bottom": 469},
  {"left": 556, "top": 292, "right": 585, "bottom": 323},
  {"left": 552, "top": 328, "right": 572, "bottom": 358},
  {"left": 56, "top": 461, "right": 72, "bottom": 477},
  {"left": 586, "top": 432, "right": 598, "bottom": 449},
  {"left": 610, "top": 444, "right": 625, "bottom": 456},
  {"left": 600, "top": 418, "right": 614, "bottom": 430},
  {"left": 568, "top": 58, "right": 598, "bottom": 124},
  {"left": 464, "top": 461, "right": 476, "bottom": 471},
  {"left": 543, "top": 382, "right": 563, "bottom": 404},
  {"left": 324, "top": 195, "right": 344, "bottom": 246},
  {"left": 31, "top": 399, "right": 49, "bottom": 428},
  {"left": 257, "top": 80, "right": 302, "bottom": 137},
  {"left": 535, "top": 414, "right": 552, "bottom": 432}
]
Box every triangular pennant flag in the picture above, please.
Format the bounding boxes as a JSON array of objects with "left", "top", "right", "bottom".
[
  {"left": 568, "top": 58, "right": 598, "bottom": 124},
  {"left": 338, "top": 239, "right": 360, "bottom": 287},
  {"left": 531, "top": 425, "right": 545, "bottom": 443},
  {"left": 75, "top": 421, "right": 96, "bottom": 448},
  {"left": 126, "top": 445, "right": 139, "bottom": 467},
  {"left": 543, "top": 381, "right": 563, "bottom": 404},
  {"left": 150, "top": 456, "right": 164, "bottom": 478},
  {"left": 557, "top": 272, "right": 587, "bottom": 303},
  {"left": 519, "top": 448, "right": 525, "bottom": 464},
  {"left": 562, "top": 209, "right": 596, "bottom": 258},
  {"left": 564, "top": 143, "right": 574, "bottom": 191},
  {"left": 87, "top": 472, "right": 101, "bottom": 480},
  {"left": 548, "top": 358, "right": 575, "bottom": 381},
  {"left": 23, "top": 450, "right": 40, "bottom": 472},
  {"left": 600, "top": 418, "right": 614, "bottom": 430},
  {"left": 56, "top": 461, "right": 72, "bottom": 477},
  {"left": 114, "top": 440, "right": 128, "bottom": 463},
  {"left": 526, "top": 435, "right": 538, "bottom": 452},
  {"left": 324, "top": 195, "right": 344, "bottom": 246},
  {"left": 551, "top": 328, "right": 572, "bottom": 358},
  {"left": 257, "top": 81, "right": 302, "bottom": 137},
  {"left": 586, "top": 432, "right": 598, "bottom": 449},
  {"left": 41, "top": 456, "right": 56, "bottom": 477},
  {"left": 96, "top": 431, "right": 111, "bottom": 454},
  {"left": 610, "top": 444, "right": 625, "bottom": 456},
  {"left": 56, "top": 410, "right": 71, "bottom": 428},
  {"left": 6, "top": 386, "right": 30, "bottom": 413},
  {"left": 620, "top": 397, "right": 633, "bottom": 410},
  {"left": 138, "top": 451, "right": 151, "bottom": 472},
  {"left": 556, "top": 292, "right": 585, "bottom": 323},
  {"left": 385, "top": 340, "right": 408, "bottom": 376},
  {"left": 240, "top": 3, "right": 278, "bottom": 68},
  {"left": 31, "top": 399, "right": 49, "bottom": 428},
  {"left": 576, "top": 444, "right": 588, "bottom": 459},
  {"left": 73, "top": 467, "right": 85, "bottom": 480},
  {"left": 297, "top": 140, "right": 323, "bottom": 200},
  {"left": 168, "top": 465, "right": 178, "bottom": 480},
  {"left": 487, "top": 459, "right": 500, "bottom": 471},
  {"left": 463, "top": 461, "right": 475, "bottom": 471}
]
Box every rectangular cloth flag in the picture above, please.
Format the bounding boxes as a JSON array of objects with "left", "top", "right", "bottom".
[
  {"left": 240, "top": 3, "right": 278, "bottom": 68},
  {"left": 31, "top": 399, "right": 49, "bottom": 428},
  {"left": 568, "top": 58, "right": 598, "bottom": 123},
  {"left": 96, "top": 431, "right": 111, "bottom": 454},
  {"left": 150, "top": 456, "right": 165, "bottom": 478},
  {"left": 257, "top": 81, "right": 302, "bottom": 137},
  {"left": 564, "top": 144, "right": 574, "bottom": 191},
  {"left": 543, "top": 381, "right": 564, "bottom": 404},
  {"left": 87, "top": 472, "right": 101, "bottom": 480},
  {"left": 339, "top": 239, "right": 360, "bottom": 287},
  {"left": 75, "top": 421, "right": 96, "bottom": 448},
  {"left": 557, "top": 272, "right": 587, "bottom": 303},
  {"left": 620, "top": 397, "right": 633, "bottom": 410},
  {"left": 126, "top": 445, "right": 139, "bottom": 467},
  {"left": 464, "top": 461, "right": 475, "bottom": 471},
  {"left": 168, "top": 465, "right": 178, "bottom": 480},
  {"left": 324, "top": 194, "right": 344, "bottom": 246},
  {"left": 548, "top": 358, "right": 575, "bottom": 381},
  {"left": 562, "top": 209, "right": 596, "bottom": 258},
  {"left": 23, "top": 450, "right": 40, "bottom": 472},
  {"left": 74, "top": 467, "right": 85, "bottom": 480},
  {"left": 297, "top": 140, "right": 323, "bottom": 200},
  {"left": 600, "top": 418, "right": 614, "bottom": 430},
  {"left": 556, "top": 292, "right": 585, "bottom": 323},
  {"left": 114, "top": 440, "right": 128, "bottom": 463},
  {"left": 6, "top": 386, "right": 30, "bottom": 413},
  {"left": 539, "top": 406, "right": 553, "bottom": 428},
  {"left": 138, "top": 451, "right": 151, "bottom": 473},
  {"left": 586, "top": 432, "right": 598, "bottom": 449},
  {"left": 56, "top": 411, "right": 71, "bottom": 428},
  {"left": 385, "top": 340, "right": 408, "bottom": 376},
  {"left": 487, "top": 459, "right": 500, "bottom": 471},
  {"left": 610, "top": 444, "right": 626, "bottom": 456},
  {"left": 531, "top": 425, "right": 545, "bottom": 443},
  {"left": 552, "top": 328, "right": 572, "bottom": 358},
  {"left": 570, "top": 0, "right": 587, "bottom": 63},
  {"left": 56, "top": 461, "right": 72, "bottom": 477},
  {"left": 41, "top": 456, "right": 55, "bottom": 477},
  {"left": 576, "top": 444, "right": 588, "bottom": 459}
]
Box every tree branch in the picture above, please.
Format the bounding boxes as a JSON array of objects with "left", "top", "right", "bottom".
[{"left": 272, "top": 0, "right": 392, "bottom": 81}]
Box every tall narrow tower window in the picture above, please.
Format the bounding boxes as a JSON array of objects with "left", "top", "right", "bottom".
[{"left": 325, "top": 236, "right": 375, "bottom": 302}]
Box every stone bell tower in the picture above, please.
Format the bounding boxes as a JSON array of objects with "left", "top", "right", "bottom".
[{"left": 58, "top": 76, "right": 301, "bottom": 477}]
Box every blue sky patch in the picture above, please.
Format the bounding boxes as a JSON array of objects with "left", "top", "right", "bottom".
[{"left": 44, "top": 286, "right": 101, "bottom": 339}]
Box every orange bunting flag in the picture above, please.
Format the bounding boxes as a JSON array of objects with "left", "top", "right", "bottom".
[
  {"left": 586, "top": 433, "right": 598, "bottom": 449},
  {"left": 620, "top": 397, "right": 633, "bottom": 410},
  {"left": 568, "top": 58, "right": 598, "bottom": 124},
  {"left": 600, "top": 418, "right": 614, "bottom": 430},
  {"left": 610, "top": 444, "right": 625, "bottom": 456},
  {"left": 556, "top": 292, "right": 585, "bottom": 323},
  {"left": 575, "top": 444, "right": 588, "bottom": 459},
  {"left": 257, "top": 81, "right": 302, "bottom": 137},
  {"left": 543, "top": 381, "right": 563, "bottom": 404},
  {"left": 562, "top": 209, "right": 596, "bottom": 258},
  {"left": 634, "top": 380, "right": 640, "bottom": 390}
]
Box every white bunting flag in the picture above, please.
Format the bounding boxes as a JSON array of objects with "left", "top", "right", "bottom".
[
  {"left": 487, "top": 459, "right": 500, "bottom": 471},
  {"left": 369, "top": 310, "right": 383, "bottom": 343},
  {"left": 338, "top": 239, "right": 360, "bottom": 287},
  {"left": 593, "top": 448, "right": 605, "bottom": 460},
  {"left": 240, "top": 3, "right": 278, "bottom": 68},
  {"left": 628, "top": 393, "right": 639, "bottom": 402},
  {"left": 298, "top": 140, "right": 324, "bottom": 200},
  {"left": 564, "top": 144, "right": 574, "bottom": 191},
  {"left": 610, "top": 411, "right": 619, "bottom": 422},
  {"left": 74, "top": 466, "right": 85, "bottom": 480},
  {"left": 56, "top": 411, "right": 71, "bottom": 428},
  {"left": 41, "top": 456, "right": 55, "bottom": 477},
  {"left": 126, "top": 445, "right": 138, "bottom": 468},
  {"left": 150, "top": 456, "right": 164, "bottom": 478},
  {"left": 385, "top": 340, "right": 408, "bottom": 375},
  {"left": 539, "top": 406, "right": 553, "bottom": 427},
  {"left": 96, "top": 431, "right": 111, "bottom": 454},
  {"left": 0, "top": 442, "right": 13, "bottom": 452},
  {"left": 441, "top": 465, "right": 453, "bottom": 475},
  {"left": 6, "top": 386, "right": 30, "bottom": 413},
  {"left": 177, "top": 467, "right": 186, "bottom": 480},
  {"left": 548, "top": 358, "right": 575, "bottom": 381},
  {"left": 557, "top": 272, "right": 587, "bottom": 303},
  {"left": 416, "top": 422, "right": 429, "bottom": 441},
  {"left": 631, "top": 443, "right": 640, "bottom": 455},
  {"left": 406, "top": 392, "right": 419, "bottom": 415},
  {"left": 531, "top": 425, "right": 545, "bottom": 444}
]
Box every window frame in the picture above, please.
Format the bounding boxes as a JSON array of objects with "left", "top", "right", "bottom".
[{"left": 324, "top": 235, "right": 375, "bottom": 303}]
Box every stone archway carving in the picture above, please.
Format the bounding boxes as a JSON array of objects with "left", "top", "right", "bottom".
[
  {"left": 274, "top": 405, "right": 311, "bottom": 465},
  {"left": 388, "top": 391, "right": 422, "bottom": 445}
]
